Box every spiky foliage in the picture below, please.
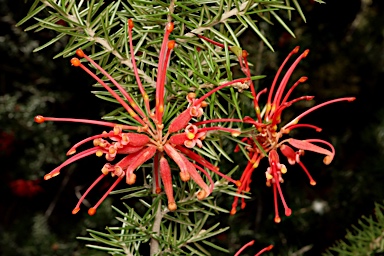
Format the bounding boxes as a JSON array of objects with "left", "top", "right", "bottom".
[
  {"left": 17, "top": 1, "right": 310, "bottom": 126},
  {"left": 324, "top": 202, "right": 384, "bottom": 255}
]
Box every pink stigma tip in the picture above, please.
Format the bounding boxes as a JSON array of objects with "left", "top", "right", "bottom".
[
  {"left": 285, "top": 208, "right": 292, "bottom": 216},
  {"left": 168, "top": 40, "right": 175, "bottom": 50},
  {"left": 75, "top": 49, "right": 84, "bottom": 58},
  {"left": 67, "top": 149, "right": 76, "bottom": 156},
  {"left": 166, "top": 22, "right": 174, "bottom": 33},
  {"left": 88, "top": 208, "right": 96, "bottom": 216},
  {"left": 71, "top": 58, "right": 81, "bottom": 67},
  {"left": 34, "top": 115, "right": 45, "bottom": 123},
  {"left": 72, "top": 207, "right": 80, "bottom": 214},
  {"left": 128, "top": 19, "right": 134, "bottom": 28}
]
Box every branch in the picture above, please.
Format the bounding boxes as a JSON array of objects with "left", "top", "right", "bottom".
[{"left": 150, "top": 159, "right": 162, "bottom": 255}]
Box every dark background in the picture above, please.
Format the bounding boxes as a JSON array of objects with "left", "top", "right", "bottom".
[{"left": 1, "top": 0, "right": 383, "bottom": 255}]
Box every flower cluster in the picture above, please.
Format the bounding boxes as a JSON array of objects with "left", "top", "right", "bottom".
[
  {"left": 195, "top": 35, "right": 354, "bottom": 222},
  {"left": 36, "top": 19, "right": 354, "bottom": 226},
  {"left": 190, "top": 34, "right": 353, "bottom": 222},
  {"left": 229, "top": 46, "right": 355, "bottom": 223},
  {"left": 35, "top": 20, "right": 244, "bottom": 215}
]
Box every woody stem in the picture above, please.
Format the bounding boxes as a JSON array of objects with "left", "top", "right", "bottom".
[
  {"left": 150, "top": 157, "right": 162, "bottom": 256},
  {"left": 167, "top": 0, "right": 176, "bottom": 22}
]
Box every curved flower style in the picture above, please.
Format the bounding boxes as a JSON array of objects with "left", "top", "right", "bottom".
[
  {"left": 228, "top": 46, "right": 355, "bottom": 223},
  {"left": 35, "top": 20, "right": 245, "bottom": 215},
  {"left": 235, "top": 240, "right": 273, "bottom": 256}
]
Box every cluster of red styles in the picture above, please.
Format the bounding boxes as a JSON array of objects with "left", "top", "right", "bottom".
[{"left": 34, "top": 20, "right": 354, "bottom": 227}]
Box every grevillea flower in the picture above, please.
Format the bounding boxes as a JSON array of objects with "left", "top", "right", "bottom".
[
  {"left": 229, "top": 46, "right": 355, "bottom": 223},
  {"left": 35, "top": 20, "right": 245, "bottom": 215},
  {"left": 196, "top": 36, "right": 355, "bottom": 222},
  {"left": 9, "top": 179, "right": 43, "bottom": 197}
]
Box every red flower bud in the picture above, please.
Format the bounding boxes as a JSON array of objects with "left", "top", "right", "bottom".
[
  {"left": 159, "top": 157, "right": 177, "bottom": 211},
  {"left": 168, "top": 109, "right": 192, "bottom": 133},
  {"left": 125, "top": 146, "right": 157, "bottom": 184}
]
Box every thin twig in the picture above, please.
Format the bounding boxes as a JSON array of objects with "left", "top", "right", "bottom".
[
  {"left": 45, "top": 165, "right": 75, "bottom": 219},
  {"left": 290, "top": 245, "right": 313, "bottom": 256},
  {"left": 150, "top": 157, "right": 162, "bottom": 256},
  {"left": 168, "top": 0, "right": 176, "bottom": 23}
]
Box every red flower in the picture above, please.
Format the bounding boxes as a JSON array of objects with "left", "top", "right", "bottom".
[
  {"left": 9, "top": 179, "right": 43, "bottom": 197},
  {"left": 229, "top": 46, "right": 355, "bottom": 222},
  {"left": 35, "top": 20, "right": 246, "bottom": 215}
]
